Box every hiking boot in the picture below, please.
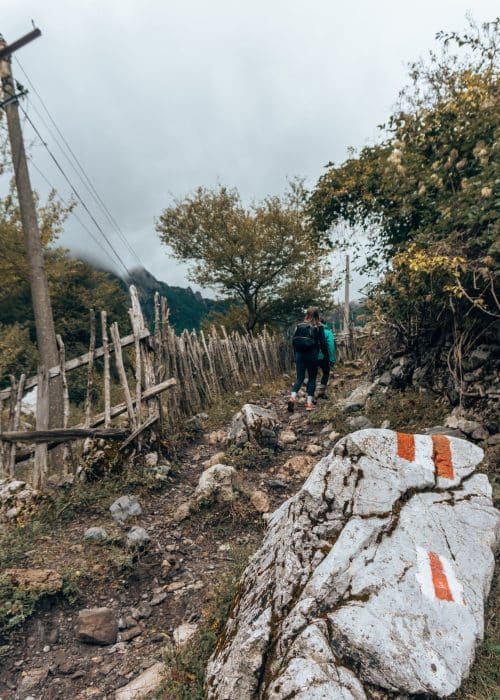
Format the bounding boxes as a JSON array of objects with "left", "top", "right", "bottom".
[
  {"left": 287, "top": 397, "right": 295, "bottom": 413},
  {"left": 317, "top": 389, "right": 328, "bottom": 400},
  {"left": 305, "top": 402, "right": 315, "bottom": 412}
]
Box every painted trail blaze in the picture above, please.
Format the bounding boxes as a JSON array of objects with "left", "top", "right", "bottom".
[
  {"left": 428, "top": 551, "right": 454, "bottom": 602},
  {"left": 397, "top": 432, "right": 415, "bottom": 462},
  {"left": 432, "top": 435, "right": 454, "bottom": 479}
]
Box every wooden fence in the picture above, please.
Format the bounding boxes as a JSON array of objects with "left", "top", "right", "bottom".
[
  {"left": 0, "top": 287, "right": 292, "bottom": 487},
  {"left": 334, "top": 328, "right": 369, "bottom": 363}
]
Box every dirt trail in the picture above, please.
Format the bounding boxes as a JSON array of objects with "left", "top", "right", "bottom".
[{"left": 0, "top": 364, "right": 367, "bottom": 699}]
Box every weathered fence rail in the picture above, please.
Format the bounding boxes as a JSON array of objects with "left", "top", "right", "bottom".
[
  {"left": 0, "top": 287, "right": 292, "bottom": 487},
  {"left": 334, "top": 328, "right": 369, "bottom": 363}
]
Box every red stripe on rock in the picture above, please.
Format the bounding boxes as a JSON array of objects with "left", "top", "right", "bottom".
[
  {"left": 432, "top": 435, "right": 454, "bottom": 479},
  {"left": 397, "top": 433, "right": 415, "bottom": 462},
  {"left": 428, "top": 551, "right": 454, "bottom": 601}
]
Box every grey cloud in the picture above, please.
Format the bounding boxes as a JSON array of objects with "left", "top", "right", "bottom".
[{"left": 3, "top": 0, "right": 498, "bottom": 297}]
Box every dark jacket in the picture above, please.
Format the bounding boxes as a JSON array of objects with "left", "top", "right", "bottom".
[{"left": 295, "top": 322, "right": 329, "bottom": 361}]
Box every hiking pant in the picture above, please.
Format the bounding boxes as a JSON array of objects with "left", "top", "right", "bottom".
[
  {"left": 319, "top": 356, "right": 330, "bottom": 387},
  {"left": 292, "top": 351, "right": 318, "bottom": 396}
]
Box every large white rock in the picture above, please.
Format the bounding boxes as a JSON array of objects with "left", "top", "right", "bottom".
[
  {"left": 194, "top": 464, "right": 236, "bottom": 504},
  {"left": 227, "top": 404, "right": 279, "bottom": 447},
  {"left": 206, "top": 429, "right": 499, "bottom": 699},
  {"left": 115, "top": 662, "right": 164, "bottom": 700},
  {"left": 340, "top": 382, "right": 375, "bottom": 412}
]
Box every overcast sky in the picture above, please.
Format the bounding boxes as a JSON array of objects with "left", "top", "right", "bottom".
[{"left": 2, "top": 1, "right": 498, "bottom": 300}]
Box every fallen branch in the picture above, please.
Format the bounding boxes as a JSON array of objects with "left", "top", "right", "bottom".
[{"left": 0, "top": 428, "right": 129, "bottom": 444}]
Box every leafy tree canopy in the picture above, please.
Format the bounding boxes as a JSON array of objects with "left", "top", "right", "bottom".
[
  {"left": 157, "top": 182, "right": 335, "bottom": 332},
  {"left": 309, "top": 18, "right": 499, "bottom": 345},
  {"left": 0, "top": 182, "right": 129, "bottom": 384}
]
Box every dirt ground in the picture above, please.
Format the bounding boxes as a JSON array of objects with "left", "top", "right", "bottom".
[{"left": 0, "top": 364, "right": 497, "bottom": 700}]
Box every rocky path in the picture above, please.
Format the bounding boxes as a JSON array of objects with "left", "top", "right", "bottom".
[{"left": 0, "top": 365, "right": 366, "bottom": 700}]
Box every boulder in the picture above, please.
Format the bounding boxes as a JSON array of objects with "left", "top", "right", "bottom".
[
  {"left": 76, "top": 608, "right": 118, "bottom": 645},
  {"left": 17, "top": 666, "right": 49, "bottom": 692},
  {"left": 341, "top": 382, "right": 374, "bottom": 412},
  {"left": 305, "top": 444, "right": 322, "bottom": 456},
  {"left": 445, "top": 414, "right": 482, "bottom": 435},
  {"left": 250, "top": 490, "right": 270, "bottom": 513},
  {"left": 150, "top": 463, "right": 171, "bottom": 482},
  {"left": 194, "top": 464, "right": 236, "bottom": 504},
  {"left": 466, "top": 345, "right": 495, "bottom": 371},
  {"left": 173, "top": 622, "right": 199, "bottom": 646},
  {"left": 203, "top": 451, "right": 227, "bottom": 469},
  {"left": 228, "top": 404, "right": 279, "bottom": 447},
  {"left": 206, "top": 429, "right": 499, "bottom": 699},
  {"left": 84, "top": 527, "right": 108, "bottom": 542},
  {"left": 115, "top": 662, "right": 164, "bottom": 700},
  {"left": 206, "top": 429, "right": 227, "bottom": 445},
  {"left": 109, "top": 495, "right": 142, "bottom": 523},
  {"left": 126, "top": 526, "right": 150, "bottom": 548},
  {"left": 4, "top": 568, "right": 62, "bottom": 593},
  {"left": 280, "top": 429, "right": 297, "bottom": 445},
  {"left": 144, "top": 451, "right": 158, "bottom": 468},
  {"left": 173, "top": 502, "right": 191, "bottom": 522},
  {"left": 346, "top": 415, "right": 373, "bottom": 431},
  {"left": 471, "top": 426, "right": 489, "bottom": 442},
  {"left": 0, "top": 479, "right": 28, "bottom": 501},
  {"left": 277, "top": 455, "right": 316, "bottom": 480},
  {"left": 378, "top": 371, "right": 392, "bottom": 387}
]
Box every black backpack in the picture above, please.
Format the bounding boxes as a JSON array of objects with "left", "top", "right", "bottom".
[{"left": 292, "top": 323, "right": 316, "bottom": 351}]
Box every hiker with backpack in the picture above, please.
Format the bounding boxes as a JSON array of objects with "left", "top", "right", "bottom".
[
  {"left": 288, "top": 307, "right": 329, "bottom": 412},
  {"left": 317, "top": 316, "right": 336, "bottom": 399}
]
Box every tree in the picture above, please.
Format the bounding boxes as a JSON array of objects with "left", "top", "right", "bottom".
[
  {"left": 308, "top": 18, "right": 499, "bottom": 377},
  {"left": 0, "top": 183, "right": 129, "bottom": 387},
  {"left": 156, "top": 183, "right": 334, "bottom": 333}
]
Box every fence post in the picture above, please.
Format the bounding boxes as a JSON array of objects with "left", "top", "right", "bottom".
[
  {"left": 33, "top": 366, "right": 49, "bottom": 489},
  {"left": 84, "top": 310, "right": 96, "bottom": 429},
  {"left": 56, "top": 335, "right": 71, "bottom": 473},
  {"left": 110, "top": 322, "right": 137, "bottom": 431},
  {"left": 100, "top": 312, "right": 111, "bottom": 429}
]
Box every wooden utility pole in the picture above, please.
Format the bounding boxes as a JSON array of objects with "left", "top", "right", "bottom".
[
  {"left": 343, "top": 254, "right": 350, "bottom": 332},
  {"left": 0, "top": 31, "right": 64, "bottom": 437}
]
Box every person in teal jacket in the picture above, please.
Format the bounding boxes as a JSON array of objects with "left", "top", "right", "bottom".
[{"left": 317, "top": 317, "right": 335, "bottom": 398}]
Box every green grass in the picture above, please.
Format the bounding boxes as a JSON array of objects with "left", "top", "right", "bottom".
[{"left": 452, "top": 569, "right": 499, "bottom": 700}]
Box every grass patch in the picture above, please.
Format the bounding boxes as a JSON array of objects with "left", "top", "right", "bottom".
[
  {"left": 0, "top": 572, "right": 75, "bottom": 647},
  {"left": 203, "top": 376, "right": 288, "bottom": 430},
  {"left": 226, "top": 442, "right": 275, "bottom": 471},
  {"left": 452, "top": 568, "right": 499, "bottom": 700},
  {"left": 161, "top": 545, "right": 254, "bottom": 699},
  {"left": 190, "top": 495, "right": 264, "bottom": 542},
  {"left": 365, "top": 387, "right": 447, "bottom": 432}
]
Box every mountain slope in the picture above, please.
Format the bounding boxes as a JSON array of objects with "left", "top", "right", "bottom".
[{"left": 120, "top": 267, "right": 225, "bottom": 333}]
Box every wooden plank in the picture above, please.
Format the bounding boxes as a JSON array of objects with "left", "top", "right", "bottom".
[
  {"left": 13, "top": 378, "right": 177, "bottom": 463},
  {"left": 0, "top": 328, "right": 150, "bottom": 401},
  {"left": 87, "top": 377, "right": 175, "bottom": 428},
  {"left": 101, "top": 311, "right": 111, "bottom": 428},
  {"left": 120, "top": 414, "right": 159, "bottom": 450},
  {"left": 9, "top": 373, "right": 25, "bottom": 475},
  {"left": 56, "top": 335, "right": 71, "bottom": 473},
  {"left": 110, "top": 322, "right": 137, "bottom": 431},
  {"left": 1, "top": 427, "right": 129, "bottom": 443},
  {"left": 84, "top": 309, "right": 96, "bottom": 428},
  {"left": 33, "top": 367, "right": 49, "bottom": 489},
  {"left": 129, "top": 308, "right": 143, "bottom": 427}
]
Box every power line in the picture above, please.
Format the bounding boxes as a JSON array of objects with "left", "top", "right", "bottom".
[
  {"left": 19, "top": 103, "right": 136, "bottom": 281},
  {"left": 14, "top": 57, "right": 145, "bottom": 269},
  {"left": 26, "top": 154, "right": 121, "bottom": 271}
]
